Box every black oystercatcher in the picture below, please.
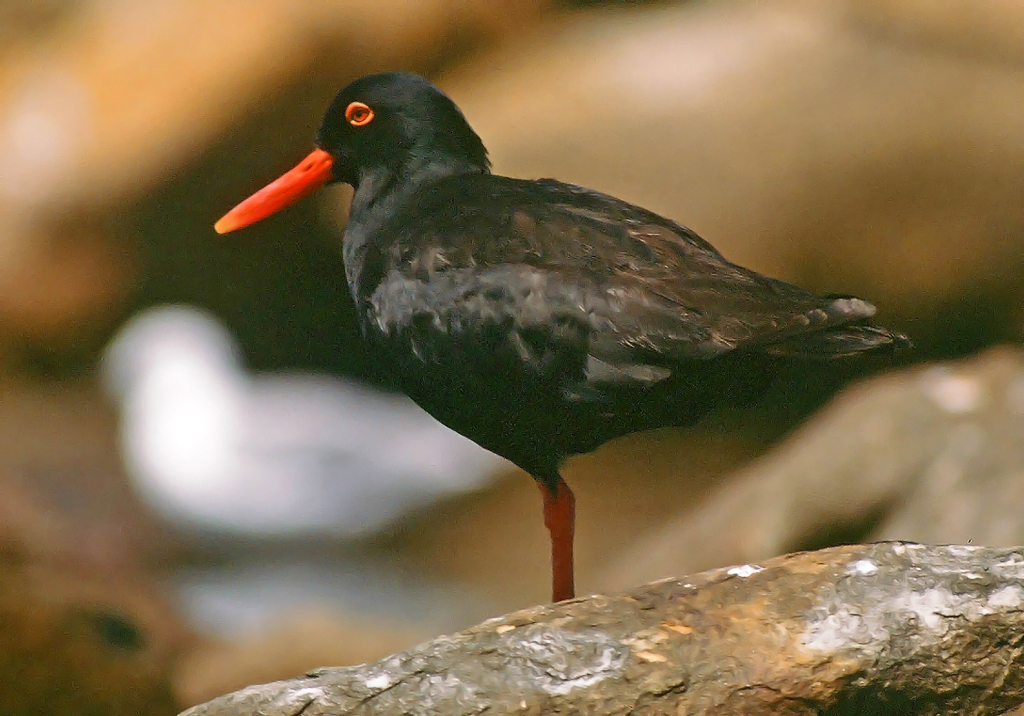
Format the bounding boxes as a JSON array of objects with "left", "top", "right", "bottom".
[{"left": 215, "top": 72, "right": 909, "bottom": 603}]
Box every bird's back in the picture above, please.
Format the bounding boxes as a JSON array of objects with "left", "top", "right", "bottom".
[{"left": 357, "top": 173, "right": 903, "bottom": 358}]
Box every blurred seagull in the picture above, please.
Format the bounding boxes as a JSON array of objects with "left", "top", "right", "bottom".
[{"left": 101, "top": 305, "right": 505, "bottom": 536}]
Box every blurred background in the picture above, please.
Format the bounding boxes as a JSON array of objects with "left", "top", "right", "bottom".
[{"left": 2, "top": 0, "right": 1024, "bottom": 712}]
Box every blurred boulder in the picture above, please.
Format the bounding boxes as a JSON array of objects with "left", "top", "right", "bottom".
[
  {"left": 602, "top": 346, "right": 1024, "bottom": 591},
  {"left": 0, "top": 2, "right": 76, "bottom": 49},
  {"left": 0, "top": 379, "right": 195, "bottom": 713},
  {"left": 849, "top": 0, "right": 1024, "bottom": 65},
  {"left": 439, "top": 0, "right": 1024, "bottom": 356},
  {"left": 0, "top": 378, "right": 171, "bottom": 568},
  {"left": 0, "top": 545, "right": 190, "bottom": 716}
]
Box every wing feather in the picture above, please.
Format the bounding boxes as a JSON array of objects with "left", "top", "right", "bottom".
[{"left": 370, "top": 175, "right": 899, "bottom": 368}]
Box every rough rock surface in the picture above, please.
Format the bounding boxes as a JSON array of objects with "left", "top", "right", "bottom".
[
  {"left": 604, "top": 346, "right": 1024, "bottom": 591},
  {"left": 180, "top": 542, "right": 1024, "bottom": 716}
]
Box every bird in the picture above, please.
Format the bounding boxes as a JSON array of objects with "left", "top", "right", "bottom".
[{"left": 214, "top": 71, "right": 910, "bottom": 603}]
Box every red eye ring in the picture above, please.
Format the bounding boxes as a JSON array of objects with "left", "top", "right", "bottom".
[{"left": 345, "top": 101, "right": 374, "bottom": 127}]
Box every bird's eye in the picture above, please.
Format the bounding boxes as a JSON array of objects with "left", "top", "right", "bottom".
[{"left": 345, "top": 102, "right": 374, "bottom": 127}]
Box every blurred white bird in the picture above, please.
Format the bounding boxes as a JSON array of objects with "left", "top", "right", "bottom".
[{"left": 101, "top": 305, "right": 506, "bottom": 536}]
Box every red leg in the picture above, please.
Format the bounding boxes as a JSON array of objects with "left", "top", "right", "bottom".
[{"left": 538, "top": 478, "right": 575, "bottom": 602}]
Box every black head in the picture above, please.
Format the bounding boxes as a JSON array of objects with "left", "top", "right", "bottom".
[
  {"left": 316, "top": 72, "right": 490, "bottom": 185},
  {"left": 215, "top": 72, "right": 489, "bottom": 234}
]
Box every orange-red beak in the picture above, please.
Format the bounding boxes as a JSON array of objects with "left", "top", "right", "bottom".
[{"left": 214, "top": 149, "right": 334, "bottom": 234}]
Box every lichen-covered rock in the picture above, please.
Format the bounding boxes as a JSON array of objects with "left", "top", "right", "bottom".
[{"left": 179, "top": 542, "right": 1024, "bottom": 716}]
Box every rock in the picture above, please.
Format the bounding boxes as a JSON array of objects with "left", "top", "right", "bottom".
[
  {"left": 849, "top": 0, "right": 1024, "bottom": 64},
  {"left": 0, "top": 379, "right": 196, "bottom": 713},
  {"left": 178, "top": 542, "right": 1024, "bottom": 716},
  {"left": 0, "top": 1, "right": 75, "bottom": 49},
  {"left": 440, "top": 0, "right": 1024, "bottom": 354},
  {"left": 0, "top": 547, "right": 190, "bottom": 716},
  {"left": 2, "top": 0, "right": 549, "bottom": 215},
  {"left": 602, "top": 346, "right": 1024, "bottom": 591},
  {"left": 0, "top": 378, "right": 172, "bottom": 568}
]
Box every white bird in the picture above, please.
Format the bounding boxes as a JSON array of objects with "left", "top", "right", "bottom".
[{"left": 101, "top": 305, "right": 506, "bottom": 536}]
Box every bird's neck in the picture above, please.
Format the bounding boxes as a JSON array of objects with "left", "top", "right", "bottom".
[
  {"left": 342, "top": 154, "right": 486, "bottom": 299},
  {"left": 350, "top": 152, "right": 486, "bottom": 221}
]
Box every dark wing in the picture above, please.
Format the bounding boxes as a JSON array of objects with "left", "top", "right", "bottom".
[
  {"left": 368, "top": 175, "right": 903, "bottom": 382},
  {"left": 523, "top": 181, "right": 881, "bottom": 356}
]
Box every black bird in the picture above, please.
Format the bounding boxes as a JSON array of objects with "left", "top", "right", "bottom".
[{"left": 215, "top": 72, "right": 909, "bottom": 603}]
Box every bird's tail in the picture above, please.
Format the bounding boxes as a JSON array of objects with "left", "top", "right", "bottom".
[{"left": 761, "top": 323, "right": 912, "bottom": 359}]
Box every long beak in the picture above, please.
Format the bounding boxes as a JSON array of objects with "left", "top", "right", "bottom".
[{"left": 214, "top": 149, "right": 334, "bottom": 234}]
